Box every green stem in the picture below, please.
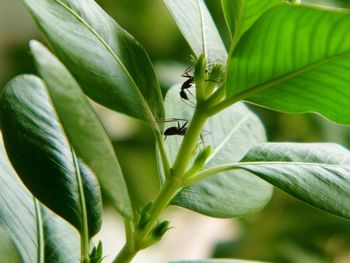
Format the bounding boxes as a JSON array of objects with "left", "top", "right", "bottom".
[
  {"left": 207, "top": 89, "right": 254, "bottom": 116},
  {"left": 172, "top": 107, "right": 208, "bottom": 177},
  {"left": 34, "top": 199, "right": 44, "bottom": 263},
  {"left": 185, "top": 164, "right": 241, "bottom": 186},
  {"left": 204, "top": 83, "right": 226, "bottom": 111},
  {"left": 137, "top": 176, "right": 183, "bottom": 240},
  {"left": 113, "top": 104, "right": 210, "bottom": 263},
  {"left": 71, "top": 149, "right": 90, "bottom": 262},
  {"left": 124, "top": 219, "right": 135, "bottom": 250},
  {"left": 112, "top": 243, "right": 137, "bottom": 263},
  {"left": 112, "top": 176, "right": 182, "bottom": 263},
  {"left": 155, "top": 129, "right": 171, "bottom": 178}
]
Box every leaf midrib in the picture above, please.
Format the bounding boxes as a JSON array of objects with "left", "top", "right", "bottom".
[
  {"left": 52, "top": 0, "right": 153, "bottom": 119},
  {"left": 206, "top": 114, "right": 252, "bottom": 164},
  {"left": 231, "top": 50, "right": 350, "bottom": 102},
  {"left": 239, "top": 161, "right": 350, "bottom": 169},
  {"left": 196, "top": 0, "right": 208, "bottom": 60},
  {"left": 248, "top": 160, "right": 347, "bottom": 170},
  {"left": 195, "top": 161, "right": 350, "bottom": 183},
  {"left": 234, "top": 0, "right": 246, "bottom": 42}
]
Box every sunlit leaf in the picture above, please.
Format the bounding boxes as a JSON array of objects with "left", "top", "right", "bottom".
[
  {"left": 226, "top": 5, "right": 350, "bottom": 124},
  {"left": 221, "top": 0, "right": 281, "bottom": 41}
]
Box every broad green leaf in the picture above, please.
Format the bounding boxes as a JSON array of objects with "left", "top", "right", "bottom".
[
  {"left": 227, "top": 5, "right": 350, "bottom": 124},
  {"left": 236, "top": 143, "right": 350, "bottom": 218},
  {"left": 0, "top": 139, "right": 80, "bottom": 262},
  {"left": 41, "top": 206, "right": 80, "bottom": 263},
  {"left": 164, "top": 86, "right": 273, "bottom": 217},
  {"left": 170, "top": 260, "right": 268, "bottom": 263},
  {"left": 221, "top": 0, "right": 282, "bottom": 41},
  {"left": 0, "top": 142, "right": 38, "bottom": 263},
  {"left": 0, "top": 75, "right": 103, "bottom": 237},
  {"left": 30, "top": 40, "right": 132, "bottom": 219},
  {"left": 303, "top": 0, "right": 350, "bottom": 9},
  {"left": 21, "top": 0, "right": 163, "bottom": 125},
  {"left": 163, "top": 0, "right": 227, "bottom": 66},
  {"left": 0, "top": 225, "right": 24, "bottom": 263}
]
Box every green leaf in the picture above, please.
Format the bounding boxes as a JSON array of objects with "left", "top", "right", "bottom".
[
  {"left": 30, "top": 40, "right": 132, "bottom": 219},
  {"left": 0, "top": 75, "right": 103, "bottom": 237},
  {"left": 41, "top": 206, "right": 80, "bottom": 263},
  {"left": 0, "top": 138, "right": 80, "bottom": 263},
  {"left": 0, "top": 225, "right": 24, "bottom": 263},
  {"left": 226, "top": 5, "right": 350, "bottom": 124},
  {"left": 21, "top": 0, "right": 163, "bottom": 125},
  {"left": 237, "top": 143, "right": 350, "bottom": 219},
  {"left": 303, "top": 0, "right": 350, "bottom": 9},
  {"left": 163, "top": 0, "right": 227, "bottom": 66},
  {"left": 164, "top": 86, "right": 273, "bottom": 217},
  {"left": 169, "top": 260, "right": 268, "bottom": 263},
  {"left": 0, "top": 141, "right": 38, "bottom": 263},
  {"left": 221, "top": 0, "right": 282, "bottom": 41}
]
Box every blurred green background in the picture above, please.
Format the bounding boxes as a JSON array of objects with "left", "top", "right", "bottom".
[{"left": 1, "top": 0, "right": 350, "bottom": 262}]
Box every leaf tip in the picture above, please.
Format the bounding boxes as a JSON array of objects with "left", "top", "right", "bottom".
[{"left": 29, "top": 39, "right": 42, "bottom": 52}]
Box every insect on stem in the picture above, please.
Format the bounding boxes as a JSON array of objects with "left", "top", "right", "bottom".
[{"left": 163, "top": 120, "right": 188, "bottom": 140}]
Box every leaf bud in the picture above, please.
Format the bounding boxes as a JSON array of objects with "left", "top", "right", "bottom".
[
  {"left": 193, "top": 145, "right": 213, "bottom": 169},
  {"left": 89, "top": 241, "right": 103, "bottom": 263},
  {"left": 153, "top": 220, "right": 171, "bottom": 238},
  {"left": 138, "top": 202, "right": 153, "bottom": 230}
]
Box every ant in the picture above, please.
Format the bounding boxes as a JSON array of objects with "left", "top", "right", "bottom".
[
  {"left": 163, "top": 120, "right": 188, "bottom": 140},
  {"left": 180, "top": 67, "right": 194, "bottom": 101},
  {"left": 163, "top": 119, "right": 208, "bottom": 150}
]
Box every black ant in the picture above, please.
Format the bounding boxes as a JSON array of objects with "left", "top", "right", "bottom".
[
  {"left": 163, "top": 119, "right": 208, "bottom": 149},
  {"left": 180, "top": 67, "right": 194, "bottom": 101},
  {"left": 163, "top": 120, "right": 188, "bottom": 140}
]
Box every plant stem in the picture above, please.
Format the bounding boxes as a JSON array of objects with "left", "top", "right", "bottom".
[
  {"left": 155, "top": 129, "right": 171, "bottom": 178},
  {"left": 204, "top": 83, "right": 226, "bottom": 109},
  {"left": 112, "top": 176, "right": 183, "bottom": 263},
  {"left": 138, "top": 175, "right": 183, "bottom": 239},
  {"left": 172, "top": 107, "right": 208, "bottom": 177},
  {"left": 113, "top": 243, "right": 137, "bottom": 263},
  {"left": 185, "top": 164, "right": 241, "bottom": 186},
  {"left": 71, "top": 149, "right": 90, "bottom": 262},
  {"left": 34, "top": 198, "right": 44, "bottom": 263},
  {"left": 112, "top": 108, "right": 209, "bottom": 263}
]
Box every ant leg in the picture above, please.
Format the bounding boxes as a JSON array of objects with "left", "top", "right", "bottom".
[
  {"left": 195, "top": 134, "right": 206, "bottom": 151},
  {"left": 200, "top": 133, "right": 205, "bottom": 145},
  {"left": 181, "top": 66, "right": 192, "bottom": 77},
  {"left": 180, "top": 120, "right": 188, "bottom": 130},
  {"left": 156, "top": 117, "right": 188, "bottom": 123},
  {"left": 181, "top": 97, "right": 196, "bottom": 108},
  {"left": 186, "top": 88, "right": 195, "bottom": 98},
  {"left": 177, "top": 121, "right": 181, "bottom": 130},
  {"left": 201, "top": 129, "right": 211, "bottom": 137}
]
